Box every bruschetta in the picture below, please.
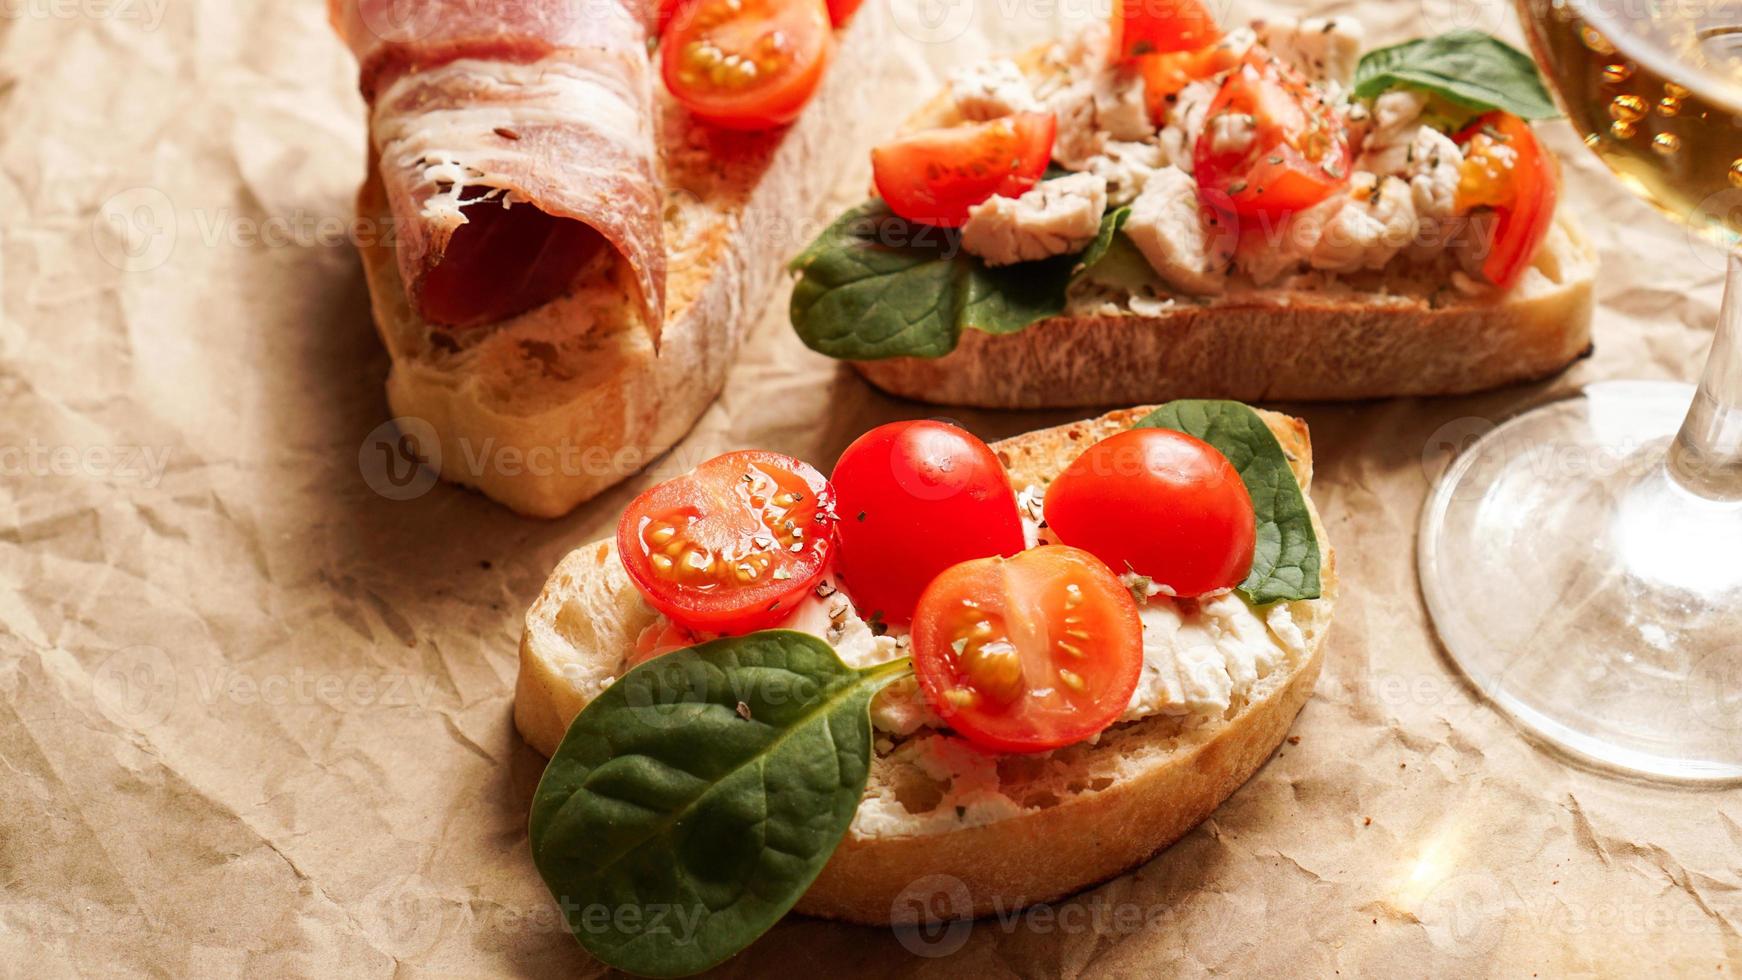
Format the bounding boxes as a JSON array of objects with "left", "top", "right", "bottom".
[
  {"left": 789, "top": 12, "right": 1596, "bottom": 408},
  {"left": 516, "top": 401, "right": 1335, "bottom": 976},
  {"left": 329, "top": 0, "right": 888, "bottom": 516}
]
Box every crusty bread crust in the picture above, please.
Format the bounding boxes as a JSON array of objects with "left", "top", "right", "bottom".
[
  {"left": 352, "top": 12, "right": 887, "bottom": 517},
  {"left": 515, "top": 407, "right": 1336, "bottom": 924},
  {"left": 851, "top": 241, "right": 1595, "bottom": 407},
  {"left": 840, "top": 42, "right": 1597, "bottom": 409}
]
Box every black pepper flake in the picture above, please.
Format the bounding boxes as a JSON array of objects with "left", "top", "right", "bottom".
[{"left": 856, "top": 510, "right": 867, "bottom": 522}]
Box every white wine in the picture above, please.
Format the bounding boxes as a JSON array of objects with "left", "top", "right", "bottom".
[{"left": 1517, "top": 0, "right": 1742, "bottom": 245}]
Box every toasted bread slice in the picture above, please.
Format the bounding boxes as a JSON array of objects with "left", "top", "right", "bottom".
[
  {"left": 515, "top": 407, "right": 1336, "bottom": 923},
  {"left": 352, "top": 12, "right": 888, "bottom": 517},
  {"left": 845, "top": 45, "right": 1597, "bottom": 409}
]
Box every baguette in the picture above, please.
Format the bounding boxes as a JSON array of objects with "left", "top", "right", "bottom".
[
  {"left": 841, "top": 43, "right": 1597, "bottom": 409},
  {"left": 515, "top": 406, "right": 1336, "bottom": 923},
  {"left": 352, "top": 11, "right": 887, "bottom": 517}
]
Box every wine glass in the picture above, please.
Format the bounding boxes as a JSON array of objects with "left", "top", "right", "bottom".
[{"left": 1418, "top": 0, "right": 1742, "bottom": 781}]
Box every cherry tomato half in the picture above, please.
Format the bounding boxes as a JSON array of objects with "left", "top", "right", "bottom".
[
  {"left": 871, "top": 112, "right": 1056, "bottom": 227},
  {"left": 1110, "top": 0, "right": 1221, "bottom": 62},
  {"left": 1137, "top": 42, "right": 1239, "bottom": 123},
  {"left": 618, "top": 450, "right": 836, "bottom": 635},
  {"left": 912, "top": 547, "right": 1143, "bottom": 753},
  {"left": 1043, "top": 427, "right": 1255, "bottom": 598},
  {"left": 1454, "top": 111, "right": 1560, "bottom": 290},
  {"left": 824, "top": 0, "right": 862, "bottom": 25},
  {"left": 661, "top": 0, "right": 835, "bottom": 131},
  {"left": 1193, "top": 47, "right": 1352, "bottom": 220},
  {"left": 831, "top": 420, "right": 1026, "bottom": 626}
]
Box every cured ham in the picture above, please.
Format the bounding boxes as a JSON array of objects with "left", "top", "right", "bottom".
[{"left": 329, "top": 0, "right": 665, "bottom": 338}]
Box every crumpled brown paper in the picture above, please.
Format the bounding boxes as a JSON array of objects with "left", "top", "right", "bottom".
[{"left": 1, "top": 0, "right": 1737, "bottom": 975}]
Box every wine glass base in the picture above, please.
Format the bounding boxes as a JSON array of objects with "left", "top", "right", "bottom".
[{"left": 1420, "top": 381, "right": 1742, "bottom": 784}]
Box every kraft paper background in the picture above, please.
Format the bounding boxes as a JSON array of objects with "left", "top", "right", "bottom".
[{"left": 1, "top": 0, "right": 1737, "bottom": 975}]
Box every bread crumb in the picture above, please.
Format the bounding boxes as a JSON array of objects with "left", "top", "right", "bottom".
[
  {"left": 735, "top": 701, "right": 752, "bottom": 721},
  {"left": 1287, "top": 735, "right": 1300, "bottom": 745},
  {"left": 1363, "top": 816, "right": 1372, "bottom": 826}
]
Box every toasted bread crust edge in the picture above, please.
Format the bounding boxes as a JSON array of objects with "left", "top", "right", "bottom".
[
  {"left": 514, "top": 406, "right": 1336, "bottom": 925},
  {"left": 849, "top": 263, "right": 1595, "bottom": 408}
]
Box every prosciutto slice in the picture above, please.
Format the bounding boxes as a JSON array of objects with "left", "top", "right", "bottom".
[{"left": 330, "top": 0, "right": 665, "bottom": 339}]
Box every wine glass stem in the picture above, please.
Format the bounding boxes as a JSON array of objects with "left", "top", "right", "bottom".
[{"left": 1667, "top": 252, "right": 1742, "bottom": 501}]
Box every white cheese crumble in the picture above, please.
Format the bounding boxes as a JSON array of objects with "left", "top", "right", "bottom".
[
  {"left": 1084, "top": 139, "right": 1169, "bottom": 207},
  {"left": 1253, "top": 16, "right": 1365, "bottom": 89},
  {"left": 1124, "top": 165, "right": 1229, "bottom": 295},
  {"left": 949, "top": 58, "right": 1042, "bottom": 121},
  {"left": 961, "top": 172, "right": 1109, "bottom": 267},
  {"left": 1159, "top": 79, "right": 1218, "bottom": 174},
  {"left": 1118, "top": 573, "right": 1309, "bottom": 722}
]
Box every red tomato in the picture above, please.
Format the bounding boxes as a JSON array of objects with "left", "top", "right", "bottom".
[
  {"left": 1137, "top": 42, "right": 1239, "bottom": 123},
  {"left": 618, "top": 450, "right": 836, "bottom": 635},
  {"left": 661, "top": 0, "right": 834, "bottom": 131},
  {"left": 831, "top": 420, "right": 1025, "bottom": 626},
  {"left": 1110, "top": 0, "right": 1221, "bottom": 62},
  {"left": 1043, "top": 428, "right": 1255, "bottom": 598},
  {"left": 1453, "top": 112, "right": 1560, "bottom": 289},
  {"left": 870, "top": 113, "right": 1056, "bottom": 227},
  {"left": 912, "top": 547, "right": 1143, "bottom": 753},
  {"left": 824, "top": 0, "right": 862, "bottom": 25},
  {"left": 1193, "top": 48, "right": 1352, "bottom": 220},
  {"left": 657, "top": 0, "right": 690, "bottom": 34}
]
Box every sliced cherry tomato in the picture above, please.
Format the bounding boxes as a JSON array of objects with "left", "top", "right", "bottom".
[
  {"left": 661, "top": 0, "right": 834, "bottom": 131},
  {"left": 831, "top": 420, "right": 1025, "bottom": 626},
  {"left": 1110, "top": 0, "right": 1221, "bottom": 62},
  {"left": 871, "top": 113, "right": 1056, "bottom": 227},
  {"left": 1043, "top": 428, "right": 1255, "bottom": 597},
  {"left": 618, "top": 450, "right": 836, "bottom": 635},
  {"left": 1193, "top": 47, "right": 1352, "bottom": 220},
  {"left": 657, "top": 0, "right": 690, "bottom": 35},
  {"left": 1453, "top": 111, "right": 1560, "bottom": 289},
  {"left": 912, "top": 547, "right": 1142, "bottom": 753},
  {"left": 1138, "top": 42, "right": 1239, "bottom": 123},
  {"left": 824, "top": 0, "right": 862, "bottom": 25}
]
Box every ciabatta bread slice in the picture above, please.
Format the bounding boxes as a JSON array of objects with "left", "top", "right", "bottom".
[
  {"left": 844, "top": 45, "right": 1597, "bottom": 409},
  {"left": 352, "top": 12, "right": 888, "bottom": 517},
  {"left": 515, "top": 407, "right": 1336, "bottom": 923}
]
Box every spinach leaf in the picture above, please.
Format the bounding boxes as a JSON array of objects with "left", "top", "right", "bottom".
[
  {"left": 530, "top": 631, "right": 909, "bottom": 978},
  {"left": 789, "top": 201, "right": 1128, "bottom": 360},
  {"left": 1135, "top": 400, "right": 1322, "bottom": 604},
  {"left": 1353, "top": 30, "right": 1559, "bottom": 120}
]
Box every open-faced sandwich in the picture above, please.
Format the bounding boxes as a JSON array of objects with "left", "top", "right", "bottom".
[
  {"left": 515, "top": 400, "right": 1335, "bottom": 976},
  {"left": 790, "top": 8, "right": 1597, "bottom": 408},
  {"left": 327, "top": 0, "right": 884, "bottom": 516}
]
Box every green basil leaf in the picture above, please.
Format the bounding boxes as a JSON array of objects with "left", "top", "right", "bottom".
[
  {"left": 530, "top": 631, "right": 909, "bottom": 978},
  {"left": 1353, "top": 30, "right": 1560, "bottom": 120},
  {"left": 1076, "top": 205, "right": 1131, "bottom": 271},
  {"left": 789, "top": 201, "right": 1127, "bottom": 359},
  {"left": 1134, "top": 400, "right": 1322, "bottom": 604}
]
